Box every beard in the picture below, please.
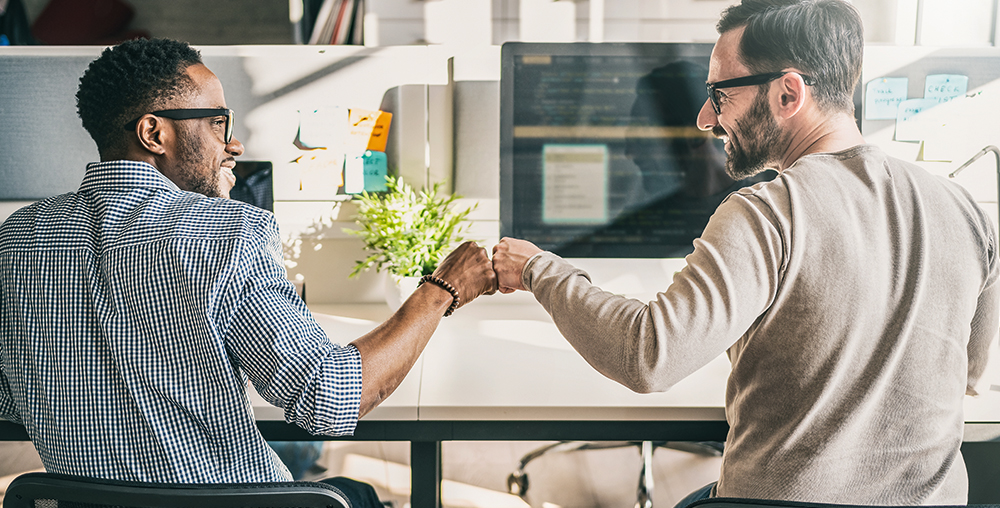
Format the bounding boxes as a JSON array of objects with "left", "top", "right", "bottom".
[
  {"left": 174, "top": 127, "right": 223, "bottom": 198},
  {"left": 719, "top": 90, "right": 785, "bottom": 180}
]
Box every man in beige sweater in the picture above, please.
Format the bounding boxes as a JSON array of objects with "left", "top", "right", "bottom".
[{"left": 492, "top": 0, "right": 999, "bottom": 505}]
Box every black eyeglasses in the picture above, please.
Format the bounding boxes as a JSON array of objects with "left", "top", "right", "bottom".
[
  {"left": 706, "top": 71, "right": 816, "bottom": 115},
  {"left": 124, "top": 108, "right": 234, "bottom": 144}
]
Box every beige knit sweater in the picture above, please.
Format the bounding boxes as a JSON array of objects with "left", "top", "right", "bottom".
[{"left": 523, "top": 145, "right": 999, "bottom": 505}]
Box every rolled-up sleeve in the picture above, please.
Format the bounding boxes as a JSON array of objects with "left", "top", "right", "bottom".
[{"left": 224, "top": 215, "right": 362, "bottom": 436}]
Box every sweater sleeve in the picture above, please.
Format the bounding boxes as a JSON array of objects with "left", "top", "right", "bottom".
[
  {"left": 966, "top": 213, "right": 1000, "bottom": 395},
  {"left": 523, "top": 192, "right": 784, "bottom": 393}
]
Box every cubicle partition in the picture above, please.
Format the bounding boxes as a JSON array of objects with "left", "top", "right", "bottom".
[{"left": 0, "top": 44, "right": 500, "bottom": 306}]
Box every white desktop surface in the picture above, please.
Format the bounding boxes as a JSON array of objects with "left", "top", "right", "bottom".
[
  {"left": 248, "top": 304, "right": 422, "bottom": 422},
  {"left": 248, "top": 298, "right": 1000, "bottom": 430},
  {"left": 249, "top": 299, "right": 728, "bottom": 423},
  {"left": 416, "top": 301, "right": 728, "bottom": 421}
]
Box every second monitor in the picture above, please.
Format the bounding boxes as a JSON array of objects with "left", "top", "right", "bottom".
[{"left": 500, "top": 42, "right": 775, "bottom": 259}]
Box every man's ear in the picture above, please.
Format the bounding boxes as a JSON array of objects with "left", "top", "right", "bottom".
[
  {"left": 774, "top": 72, "right": 808, "bottom": 119},
  {"left": 135, "top": 115, "right": 170, "bottom": 156}
]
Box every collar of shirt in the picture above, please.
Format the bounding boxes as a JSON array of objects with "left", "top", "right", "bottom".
[{"left": 79, "top": 160, "right": 181, "bottom": 194}]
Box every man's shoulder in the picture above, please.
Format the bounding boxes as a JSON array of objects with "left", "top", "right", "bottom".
[
  {"left": 793, "top": 144, "right": 930, "bottom": 179},
  {"left": 1, "top": 189, "right": 277, "bottom": 253},
  {"left": 761, "top": 144, "right": 921, "bottom": 191},
  {"left": 725, "top": 172, "right": 788, "bottom": 212},
  {"left": 143, "top": 191, "right": 277, "bottom": 241},
  {"left": 0, "top": 192, "right": 90, "bottom": 245}
]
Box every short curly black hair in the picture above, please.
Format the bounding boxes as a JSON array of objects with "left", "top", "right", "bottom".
[{"left": 76, "top": 38, "right": 203, "bottom": 159}]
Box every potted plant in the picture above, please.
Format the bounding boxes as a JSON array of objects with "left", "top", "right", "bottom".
[{"left": 346, "top": 175, "right": 476, "bottom": 309}]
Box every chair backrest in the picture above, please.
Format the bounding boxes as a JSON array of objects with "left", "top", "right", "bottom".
[
  {"left": 2, "top": 472, "right": 350, "bottom": 508},
  {"left": 688, "top": 497, "right": 1000, "bottom": 508}
]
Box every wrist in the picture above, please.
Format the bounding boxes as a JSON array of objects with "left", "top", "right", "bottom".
[{"left": 418, "top": 275, "right": 460, "bottom": 317}]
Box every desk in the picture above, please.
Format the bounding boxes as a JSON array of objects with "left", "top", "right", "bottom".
[
  {"left": 247, "top": 300, "right": 733, "bottom": 508},
  {"left": 3, "top": 299, "right": 1000, "bottom": 508},
  {"left": 258, "top": 300, "right": 1000, "bottom": 508},
  {"left": 255, "top": 300, "right": 1000, "bottom": 508}
]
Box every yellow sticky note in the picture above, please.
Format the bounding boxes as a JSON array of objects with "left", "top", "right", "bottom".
[
  {"left": 292, "top": 148, "right": 345, "bottom": 189},
  {"left": 348, "top": 108, "right": 392, "bottom": 153}
]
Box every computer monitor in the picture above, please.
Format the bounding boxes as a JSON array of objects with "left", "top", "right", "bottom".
[
  {"left": 230, "top": 160, "right": 273, "bottom": 212},
  {"left": 499, "top": 42, "right": 775, "bottom": 258}
]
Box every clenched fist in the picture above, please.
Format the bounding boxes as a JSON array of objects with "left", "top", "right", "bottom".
[
  {"left": 491, "top": 237, "right": 543, "bottom": 294},
  {"left": 431, "top": 241, "right": 498, "bottom": 308}
]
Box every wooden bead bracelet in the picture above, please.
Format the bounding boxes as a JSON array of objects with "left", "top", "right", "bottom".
[{"left": 418, "top": 274, "right": 461, "bottom": 317}]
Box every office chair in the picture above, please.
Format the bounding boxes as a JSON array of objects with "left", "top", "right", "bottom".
[
  {"left": 2, "top": 472, "right": 349, "bottom": 508},
  {"left": 506, "top": 440, "right": 724, "bottom": 508}
]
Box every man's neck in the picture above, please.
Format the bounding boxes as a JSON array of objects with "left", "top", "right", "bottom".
[{"left": 777, "top": 111, "right": 866, "bottom": 171}]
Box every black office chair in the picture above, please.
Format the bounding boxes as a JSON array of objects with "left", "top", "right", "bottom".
[
  {"left": 2, "top": 472, "right": 349, "bottom": 508},
  {"left": 506, "top": 440, "right": 724, "bottom": 508},
  {"left": 688, "top": 497, "right": 1000, "bottom": 508}
]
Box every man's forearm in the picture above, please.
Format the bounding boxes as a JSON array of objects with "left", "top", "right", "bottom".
[{"left": 350, "top": 283, "right": 452, "bottom": 416}]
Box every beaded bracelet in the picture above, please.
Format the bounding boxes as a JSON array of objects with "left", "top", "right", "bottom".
[{"left": 418, "top": 274, "right": 461, "bottom": 317}]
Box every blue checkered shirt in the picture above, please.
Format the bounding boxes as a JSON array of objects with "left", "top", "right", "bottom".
[{"left": 0, "top": 161, "right": 362, "bottom": 482}]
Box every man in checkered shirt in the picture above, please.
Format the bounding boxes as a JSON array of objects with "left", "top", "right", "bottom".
[{"left": 0, "top": 38, "right": 497, "bottom": 504}]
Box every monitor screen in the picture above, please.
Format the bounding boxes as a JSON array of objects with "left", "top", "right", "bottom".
[
  {"left": 500, "top": 42, "right": 775, "bottom": 258},
  {"left": 230, "top": 161, "right": 273, "bottom": 212}
]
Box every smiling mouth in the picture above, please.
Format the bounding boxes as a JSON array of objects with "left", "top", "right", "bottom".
[{"left": 220, "top": 163, "right": 236, "bottom": 185}]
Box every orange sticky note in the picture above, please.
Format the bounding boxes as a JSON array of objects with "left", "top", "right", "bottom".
[{"left": 348, "top": 108, "right": 392, "bottom": 153}]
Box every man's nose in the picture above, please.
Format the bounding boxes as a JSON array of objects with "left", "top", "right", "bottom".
[
  {"left": 227, "top": 137, "right": 245, "bottom": 157},
  {"left": 696, "top": 99, "right": 718, "bottom": 132}
]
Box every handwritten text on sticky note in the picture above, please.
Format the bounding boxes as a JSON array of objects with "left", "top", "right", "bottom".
[
  {"left": 865, "top": 77, "right": 908, "bottom": 120},
  {"left": 894, "top": 98, "right": 940, "bottom": 142},
  {"left": 924, "top": 74, "right": 968, "bottom": 103}
]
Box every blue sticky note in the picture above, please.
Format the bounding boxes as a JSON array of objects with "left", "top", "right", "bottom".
[
  {"left": 865, "top": 77, "right": 908, "bottom": 120},
  {"left": 897, "top": 98, "right": 938, "bottom": 122},
  {"left": 924, "top": 74, "right": 968, "bottom": 103},
  {"left": 362, "top": 151, "right": 388, "bottom": 192},
  {"left": 894, "top": 98, "right": 939, "bottom": 142}
]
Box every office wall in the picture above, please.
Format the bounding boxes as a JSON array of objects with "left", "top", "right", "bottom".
[{"left": 860, "top": 46, "right": 1000, "bottom": 224}]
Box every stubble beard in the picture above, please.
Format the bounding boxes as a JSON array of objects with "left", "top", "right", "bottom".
[
  {"left": 721, "top": 90, "right": 785, "bottom": 181},
  {"left": 175, "top": 127, "right": 222, "bottom": 198}
]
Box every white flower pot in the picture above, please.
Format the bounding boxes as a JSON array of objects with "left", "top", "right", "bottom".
[{"left": 384, "top": 274, "right": 422, "bottom": 311}]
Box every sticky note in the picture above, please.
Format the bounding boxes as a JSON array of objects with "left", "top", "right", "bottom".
[
  {"left": 865, "top": 77, "right": 908, "bottom": 120},
  {"left": 347, "top": 108, "right": 393, "bottom": 153},
  {"left": 291, "top": 148, "right": 345, "bottom": 193},
  {"left": 362, "top": 151, "right": 388, "bottom": 193},
  {"left": 924, "top": 74, "right": 968, "bottom": 103},
  {"left": 297, "top": 107, "right": 345, "bottom": 149},
  {"left": 344, "top": 154, "right": 365, "bottom": 194},
  {"left": 894, "top": 98, "right": 940, "bottom": 142}
]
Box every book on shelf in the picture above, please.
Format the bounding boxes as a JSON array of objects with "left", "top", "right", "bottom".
[{"left": 308, "top": 0, "right": 364, "bottom": 45}]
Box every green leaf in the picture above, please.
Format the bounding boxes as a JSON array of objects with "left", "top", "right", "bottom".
[{"left": 344, "top": 176, "right": 477, "bottom": 278}]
